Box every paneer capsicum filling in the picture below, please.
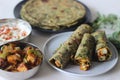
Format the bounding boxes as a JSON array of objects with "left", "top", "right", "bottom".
[{"left": 0, "top": 42, "right": 43, "bottom": 72}]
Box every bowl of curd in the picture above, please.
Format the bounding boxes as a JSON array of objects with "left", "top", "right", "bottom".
[{"left": 0, "top": 18, "right": 32, "bottom": 45}]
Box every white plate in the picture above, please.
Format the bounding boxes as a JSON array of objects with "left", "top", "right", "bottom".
[{"left": 43, "top": 32, "right": 118, "bottom": 76}]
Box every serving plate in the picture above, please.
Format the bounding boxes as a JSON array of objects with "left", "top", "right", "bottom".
[
  {"left": 14, "top": 0, "right": 91, "bottom": 33},
  {"left": 43, "top": 32, "right": 118, "bottom": 76}
]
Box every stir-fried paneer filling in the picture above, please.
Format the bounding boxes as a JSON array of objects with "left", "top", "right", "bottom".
[
  {"left": 0, "top": 42, "right": 43, "bottom": 72},
  {"left": 55, "top": 60, "right": 61, "bottom": 68},
  {"left": 79, "top": 58, "right": 91, "bottom": 71},
  {"left": 97, "top": 47, "right": 111, "bottom": 61}
]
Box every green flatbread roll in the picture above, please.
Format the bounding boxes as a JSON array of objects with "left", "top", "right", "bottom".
[
  {"left": 92, "top": 30, "right": 112, "bottom": 61},
  {"left": 74, "top": 33, "right": 95, "bottom": 71},
  {"left": 49, "top": 24, "right": 92, "bottom": 68}
]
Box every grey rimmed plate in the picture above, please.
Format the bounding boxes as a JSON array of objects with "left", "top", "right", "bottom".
[{"left": 43, "top": 32, "right": 118, "bottom": 76}]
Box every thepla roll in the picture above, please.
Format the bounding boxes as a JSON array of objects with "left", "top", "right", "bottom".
[
  {"left": 74, "top": 33, "right": 95, "bottom": 71},
  {"left": 92, "top": 30, "right": 112, "bottom": 61},
  {"left": 49, "top": 24, "right": 92, "bottom": 68}
]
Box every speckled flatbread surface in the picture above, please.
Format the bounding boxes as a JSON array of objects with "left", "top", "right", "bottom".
[{"left": 20, "top": 0, "right": 86, "bottom": 31}]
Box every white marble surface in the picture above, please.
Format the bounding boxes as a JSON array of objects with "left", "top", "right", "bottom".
[{"left": 0, "top": 0, "right": 120, "bottom": 80}]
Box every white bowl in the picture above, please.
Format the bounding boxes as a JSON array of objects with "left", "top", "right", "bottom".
[
  {"left": 0, "top": 65, "right": 40, "bottom": 80},
  {"left": 0, "top": 41, "right": 43, "bottom": 80},
  {"left": 0, "top": 18, "right": 32, "bottom": 45}
]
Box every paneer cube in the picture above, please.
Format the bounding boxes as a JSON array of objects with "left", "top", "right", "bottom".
[
  {"left": 26, "top": 53, "right": 36, "bottom": 64},
  {"left": 17, "top": 62, "right": 28, "bottom": 72},
  {"left": 7, "top": 54, "right": 21, "bottom": 65}
]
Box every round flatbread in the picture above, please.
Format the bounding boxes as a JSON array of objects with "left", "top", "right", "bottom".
[{"left": 20, "top": 0, "right": 86, "bottom": 31}]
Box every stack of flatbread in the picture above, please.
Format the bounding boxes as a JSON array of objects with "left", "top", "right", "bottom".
[{"left": 20, "top": 0, "right": 86, "bottom": 31}]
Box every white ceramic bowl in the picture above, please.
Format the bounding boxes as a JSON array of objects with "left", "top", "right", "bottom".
[
  {"left": 0, "top": 65, "right": 40, "bottom": 80},
  {"left": 0, "top": 18, "right": 32, "bottom": 45},
  {"left": 0, "top": 41, "right": 43, "bottom": 80}
]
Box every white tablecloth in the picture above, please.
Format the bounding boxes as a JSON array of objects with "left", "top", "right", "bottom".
[{"left": 0, "top": 0, "right": 120, "bottom": 80}]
